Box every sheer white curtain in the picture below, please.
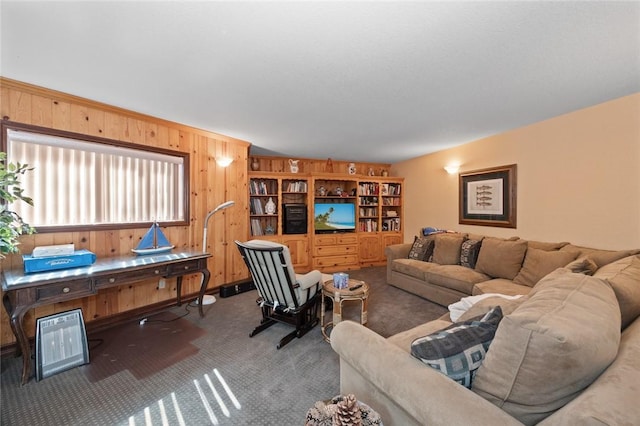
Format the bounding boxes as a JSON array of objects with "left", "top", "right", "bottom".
[{"left": 7, "top": 129, "right": 185, "bottom": 227}]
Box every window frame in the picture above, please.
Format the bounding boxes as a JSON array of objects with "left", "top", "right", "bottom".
[{"left": 1, "top": 120, "right": 190, "bottom": 233}]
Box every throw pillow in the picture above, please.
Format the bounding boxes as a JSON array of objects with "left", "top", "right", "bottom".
[
  {"left": 460, "top": 239, "right": 483, "bottom": 269},
  {"left": 564, "top": 257, "right": 598, "bottom": 275},
  {"left": 593, "top": 255, "right": 640, "bottom": 329},
  {"left": 411, "top": 306, "right": 503, "bottom": 388},
  {"left": 560, "top": 245, "right": 640, "bottom": 268},
  {"left": 471, "top": 270, "right": 621, "bottom": 425},
  {"left": 407, "top": 236, "right": 434, "bottom": 261},
  {"left": 526, "top": 240, "right": 570, "bottom": 251},
  {"left": 432, "top": 233, "right": 467, "bottom": 265},
  {"left": 512, "top": 248, "right": 578, "bottom": 287},
  {"left": 475, "top": 238, "right": 528, "bottom": 280}
]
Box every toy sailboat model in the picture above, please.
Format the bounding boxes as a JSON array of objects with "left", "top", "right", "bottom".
[{"left": 132, "top": 222, "right": 175, "bottom": 255}]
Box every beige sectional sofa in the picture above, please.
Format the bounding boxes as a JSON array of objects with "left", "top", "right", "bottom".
[
  {"left": 331, "top": 235, "right": 640, "bottom": 425},
  {"left": 385, "top": 232, "right": 638, "bottom": 307}
]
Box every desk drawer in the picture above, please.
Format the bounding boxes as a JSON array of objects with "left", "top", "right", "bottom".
[
  {"left": 166, "top": 259, "right": 204, "bottom": 276},
  {"left": 95, "top": 266, "right": 168, "bottom": 288},
  {"left": 36, "top": 280, "right": 94, "bottom": 303}
]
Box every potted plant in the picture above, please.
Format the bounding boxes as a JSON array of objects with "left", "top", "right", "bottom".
[{"left": 0, "top": 152, "right": 35, "bottom": 258}]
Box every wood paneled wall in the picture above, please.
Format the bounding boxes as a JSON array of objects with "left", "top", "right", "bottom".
[{"left": 0, "top": 78, "right": 251, "bottom": 347}]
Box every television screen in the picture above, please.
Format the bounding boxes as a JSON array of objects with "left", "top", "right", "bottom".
[{"left": 314, "top": 203, "right": 356, "bottom": 232}]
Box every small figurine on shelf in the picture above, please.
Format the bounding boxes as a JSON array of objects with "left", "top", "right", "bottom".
[
  {"left": 289, "top": 159, "right": 299, "bottom": 173},
  {"left": 265, "top": 224, "right": 275, "bottom": 235},
  {"left": 335, "top": 187, "right": 342, "bottom": 196},
  {"left": 367, "top": 167, "right": 375, "bottom": 176},
  {"left": 326, "top": 158, "right": 334, "bottom": 173},
  {"left": 251, "top": 158, "right": 260, "bottom": 171},
  {"left": 347, "top": 163, "right": 356, "bottom": 175},
  {"left": 318, "top": 186, "right": 327, "bottom": 196},
  {"left": 265, "top": 197, "right": 276, "bottom": 214}
]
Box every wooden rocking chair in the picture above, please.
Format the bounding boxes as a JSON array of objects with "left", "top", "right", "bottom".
[{"left": 235, "top": 240, "right": 325, "bottom": 349}]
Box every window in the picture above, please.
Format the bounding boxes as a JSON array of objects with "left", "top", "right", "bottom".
[{"left": 1, "top": 122, "right": 189, "bottom": 231}]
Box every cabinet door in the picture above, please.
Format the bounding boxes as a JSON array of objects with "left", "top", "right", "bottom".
[
  {"left": 382, "top": 234, "right": 402, "bottom": 249},
  {"left": 359, "top": 234, "right": 382, "bottom": 264},
  {"left": 281, "top": 236, "right": 309, "bottom": 270}
]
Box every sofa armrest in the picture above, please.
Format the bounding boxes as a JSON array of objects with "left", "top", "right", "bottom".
[
  {"left": 384, "top": 243, "right": 412, "bottom": 260},
  {"left": 331, "top": 321, "right": 523, "bottom": 426}
]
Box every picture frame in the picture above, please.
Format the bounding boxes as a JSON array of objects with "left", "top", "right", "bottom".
[
  {"left": 459, "top": 164, "right": 517, "bottom": 228},
  {"left": 35, "top": 308, "right": 89, "bottom": 381}
]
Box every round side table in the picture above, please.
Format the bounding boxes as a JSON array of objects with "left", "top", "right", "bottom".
[{"left": 321, "top": 279, "right": 370, "bottom": 342}]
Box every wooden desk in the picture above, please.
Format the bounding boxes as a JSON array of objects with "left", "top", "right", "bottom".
[{"left": 1, "top": 250, "right": 211, "bottom": 384}]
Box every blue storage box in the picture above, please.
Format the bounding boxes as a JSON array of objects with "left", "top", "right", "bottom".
[{"left": 23, "top": 249, "right": 97, "bottom": 274}]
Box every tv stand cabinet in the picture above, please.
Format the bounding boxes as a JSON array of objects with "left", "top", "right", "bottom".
[{"left": 247, "top": 171, "right": 403, "bottom": 272}]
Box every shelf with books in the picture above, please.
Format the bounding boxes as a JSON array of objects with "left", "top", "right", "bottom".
[
  {"left": 249, "top": 177, "right": 279, "bottom": 236},
  {"left": 281, "top": 178, "right": 309, "bottom": 207}
]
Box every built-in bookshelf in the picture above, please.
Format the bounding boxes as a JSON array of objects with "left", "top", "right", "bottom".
[
  {"left": 249, "top": 177, "right": 279, "bottom": 236},
  {"left": 248, "top": 171, "right": 403, "bottom": 270},
  {"left": 381, "top": 182, "right": 401, "bottom": 232},
  {"left": 358, "top": 181, "right": 379, "bottom": 232}
]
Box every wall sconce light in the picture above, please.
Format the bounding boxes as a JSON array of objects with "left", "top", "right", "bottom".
[
  {"left": 216, "top": 156, "right": 233, "bottom": 167},
  {"left": 444, "top": 164, "right": 460, "bottom": 174}
]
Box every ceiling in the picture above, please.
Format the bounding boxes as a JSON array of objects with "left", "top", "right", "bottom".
[{"left": 1, "top": 1, "right": 639, "bottom": 164}]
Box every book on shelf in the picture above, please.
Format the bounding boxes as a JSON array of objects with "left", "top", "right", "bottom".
[
  {"left": 251, "top": 218, "right": 264, "bottom": 236},
  {"left": 250, "top": 198, "right": 265, "bottom": 214},
  {"left": 358, "top": 182, "right": 379, "bottom": 196},
  {"left": 250, "top": 179, "right": 278, "bottom": 195},
  {"left": 359, "top": 219, "right": 378, "bottom": 232},
  {"left": 285, "top": 181, "right": 307, "bottom": 192},
  {"left": 382, "top": 217, "right": 401, "bottom": 231}
]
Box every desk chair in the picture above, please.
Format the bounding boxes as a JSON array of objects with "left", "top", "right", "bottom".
[{"left": 235, "top": 240, "right": 326, "bottom": 349}]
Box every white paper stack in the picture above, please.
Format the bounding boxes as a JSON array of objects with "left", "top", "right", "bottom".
[{"left": 32, "top": 244, "right": 75, "bottom": 258}]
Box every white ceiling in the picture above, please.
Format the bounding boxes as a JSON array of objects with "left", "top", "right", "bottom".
[{"left": 1, "top": 1, "right": 639, "bottom": 163}]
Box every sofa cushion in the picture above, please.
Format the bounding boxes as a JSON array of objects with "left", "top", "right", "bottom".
[
  {"left": 472, "top": 279, "right": 531, "bottom": 297},
  {"left": 560, "top": 244, "right": 640, "bottom": 268},
  {"left": 460, "top": 239, "right": 483, "bottom": 268},
  {"left": 455, "top": 295, "right": 527, "bottom": 323},
  {"left": 512, "top": 248, "right": 578, "bottom": 287},
  {"left": 536, "top": 319, "right": 640, "bottom": 426},
  {"left": 411, "top": 307, "right": 503, "bottom": 388},
  {"left": 407, "top": 236, "right": 435, "bottom": 261},
  {"left": 426, "top": 265, "right": 491, "bottom": 295},
  {"left": 475, "top": 238, "right": 527, "bottom": 280},
  {"left": 593, "top": 255, "right": 640, "bottom": 329},
  {"left": 432, "top": 233, "right": 467, "bottom": 265},
  {"left": 391, "top": 258, "right": 439, "bottom": 280},
  {"left": 471, "top": 269, "right": 621, "bottom": 425},
  {"left": 388, "top": 319, "right": 453, "bottom": 352}
]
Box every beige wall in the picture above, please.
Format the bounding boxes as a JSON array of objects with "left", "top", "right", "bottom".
[{"left": 392, "top": 93, "right": 640, "bottom": 250}]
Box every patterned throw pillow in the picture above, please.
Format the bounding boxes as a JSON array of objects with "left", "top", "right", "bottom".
[
  {"left": 408, "top": 236, "right": 434, "bottom": 261},
  {"left": 410, "top": 306, "right": 503, "bottom": 388},
  {"left": 460, "top": 239, "right": 483, "bottom": 268}
]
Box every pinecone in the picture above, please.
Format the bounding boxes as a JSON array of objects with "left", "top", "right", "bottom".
[{"left": 332, "top": 394, "right": 362, "bottom": 426}]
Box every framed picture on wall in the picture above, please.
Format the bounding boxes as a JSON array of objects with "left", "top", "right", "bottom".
[{"left": 459, "top": 164, "right": 517, "bottom": 228}]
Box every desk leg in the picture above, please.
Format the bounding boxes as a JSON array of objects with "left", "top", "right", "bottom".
[
  {"left": 3, "top": 295, "right": 31, "bottom": 385},
  {"left": 176, "top": 276, "right": 183, "bottom": 306},
  {"left": 197, "top": 268, "right": 211, "bottom": 317}
]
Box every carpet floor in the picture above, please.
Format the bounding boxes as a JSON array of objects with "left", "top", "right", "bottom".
[{"left": 1, "top": 266, "right": 447, "bottom": 425}]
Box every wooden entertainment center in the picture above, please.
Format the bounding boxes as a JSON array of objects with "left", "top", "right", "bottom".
[{"left": 249, "top": 170, "right": 403, "bottom": 272}]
